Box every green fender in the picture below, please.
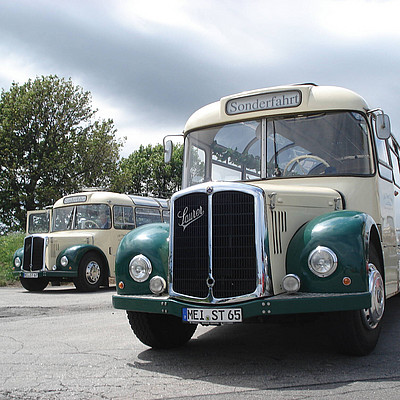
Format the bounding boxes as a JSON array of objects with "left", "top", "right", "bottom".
[
  {"left": 115, "top": 223, "right": 169, "bottom": 295},
  {"left": 12, "top": 247, "right": 24, "bottom": 274},
  {"left": 286, "top": 210, "right": 379, "bottom": 294},
  {"left": 57, "top": 244, "right": 109, "bottom": 275}
]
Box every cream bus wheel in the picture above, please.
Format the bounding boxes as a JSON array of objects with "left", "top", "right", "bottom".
[{"left": 74, "top": 252, "right": 104, "bottom": 292}]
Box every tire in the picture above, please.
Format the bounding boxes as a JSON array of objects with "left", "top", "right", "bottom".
[
  {"left": 20, "top": 277, "right": 49, "bottom": 292},
  {"left": 334, "top": 245, "right": 385, "bottom": 356},
  {"left": 73, "top": 252, "right": 104, "bottom": 292},
  {"left": 127, "top": 311, "right": 197, "bottom": 349}
]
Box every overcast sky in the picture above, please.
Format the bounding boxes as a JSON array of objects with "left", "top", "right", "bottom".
[{"left": 1, "top": 0, "right": 399, "bottom": 157}]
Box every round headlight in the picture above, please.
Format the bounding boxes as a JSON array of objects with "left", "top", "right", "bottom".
[
  {"left": 282, "top": 274, "right": 301, "bottom": 293},
  {"left": 14, "top": 257, "right": 21, "bottom": 268},
  {"left": 149, "top": 276, "right": 167, "bottom": 295},
  {"left": 308, "top": 246, "right": 338, "bottom": 277},
  {"left": 129, "top": 254, "right": 152, "bottom": 282},
  {"left": 60, "top": 256, "right": 69, "bottom": 267}
]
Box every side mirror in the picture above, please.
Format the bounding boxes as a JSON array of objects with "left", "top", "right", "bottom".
[
  {"left": 376, "top": 113, "right": 391, "bottom": 140},
  {"left": 164, "top": 140, "right": 173, "bottom": 163}
]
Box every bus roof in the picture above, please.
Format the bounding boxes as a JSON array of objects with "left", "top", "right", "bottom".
[
  {"left": 53, "top": 191, "right": 169, "bottom": 209},
  {"left": 184, "top": 84, "right": 370, "bottom": 133},
  {"left": 128, "top": 195, "right": 169, "bottom": 208}
]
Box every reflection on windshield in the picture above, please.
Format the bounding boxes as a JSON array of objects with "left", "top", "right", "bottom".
[
  {"left": 185, "top": 112, "right": 372, "bottom": 186},
  {"left": 52, "top": 204, "right": 111, "bottom": 231}
]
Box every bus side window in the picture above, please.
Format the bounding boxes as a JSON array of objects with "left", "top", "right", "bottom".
[
  {"left": 390, "top": 138, "right": 400, "bottom": 188},
  {"left": 114, "top": 206, "right": 135, "bottom": 230},
  {"left": 162, "top": 210, "right": 170, "bottom": 223},
  {"left": 135, "top": 207, "right": 162, "bottom": 227},
  {"left": 375, "top": 134, "right": 393, "bottom": 182}
]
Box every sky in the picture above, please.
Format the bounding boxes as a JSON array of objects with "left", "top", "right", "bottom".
[{"left": 1, "top": 0, "right": 400, "bottom": 158}]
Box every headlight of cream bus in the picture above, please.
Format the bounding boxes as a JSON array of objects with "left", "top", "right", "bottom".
[
  {"left": 308, "top": 246, "right": 338, "bottom": 277},
  {"left": 60, "top": 256, "right": 69, "bottom": 267},
  {"left": 129, "top": 254, "right": 152, "bottom": 282},
  {"left": 14, "top": 257, "right": 21, "bottom": 268}
]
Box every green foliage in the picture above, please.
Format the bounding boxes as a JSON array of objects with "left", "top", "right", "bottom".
[
  {"left": 112, "top": 143, "right": 183, "bottom": 198},
  {"left": 0, "top": 75, "right": 123, "bottom": 232},
  {"left": 0, "top": 232, "right": 24, "bottom": 286}
]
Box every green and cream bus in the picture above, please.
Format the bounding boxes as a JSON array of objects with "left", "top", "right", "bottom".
[
  {"left": 112, "top": 84, "right": 400, "bottom": 355},
  {"left": 12, "top": 190, "right": 169, "bottom": 292}
]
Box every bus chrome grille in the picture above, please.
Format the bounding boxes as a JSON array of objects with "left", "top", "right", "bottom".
[
  {"left": 171, "top": 188, "right": 258, "bottom": 300},
  {"left": 23, "top": 236, "right": 45, "bottom": 271}
]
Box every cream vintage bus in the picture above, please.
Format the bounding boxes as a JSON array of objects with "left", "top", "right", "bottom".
[
  {"left": 12, "top": 190, "right": 169, "bottom": 292},
  {"left": 112, "top": 84, "right": 400, "bottom": 355}
]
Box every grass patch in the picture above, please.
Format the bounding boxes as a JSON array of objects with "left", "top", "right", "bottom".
[{"left": 0, "top": 232, "right": 24, "bottom": 286}]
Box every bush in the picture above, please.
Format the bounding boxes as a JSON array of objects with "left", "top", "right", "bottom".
[{"left": 0, "top": 232, "right": 24, "bottom": 286}]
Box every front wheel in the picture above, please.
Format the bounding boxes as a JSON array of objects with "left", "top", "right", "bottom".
[
  {"left": 334, "top": 250, "right": 385, "bottom": 356},
  {"left": 73, "top": 252, "right": 104, "bottom": 292},
  {"left": 127, "top": 311, "right": 197, "bottom": 349},
  {"left": 20, "top": 277, "right": 49, "bottom": 292}
]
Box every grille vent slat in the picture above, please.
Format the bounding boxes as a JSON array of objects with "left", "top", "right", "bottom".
[{"left": 271, "top": 210, "right": 287, "bottom": 254}]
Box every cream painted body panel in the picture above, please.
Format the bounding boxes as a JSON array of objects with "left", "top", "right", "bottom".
[
  {"left": 252, "top": 175, "right": 399, "bottom": 296},
  {"left": 251, "top": 182, "right": 339, "bottom": 294}
]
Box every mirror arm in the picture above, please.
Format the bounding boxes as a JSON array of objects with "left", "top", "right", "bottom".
[{"left": 368, "top": 108, "right": 386, "bottom": 128}]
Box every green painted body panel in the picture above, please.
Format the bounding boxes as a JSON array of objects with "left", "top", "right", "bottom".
[
  {"left": 57, "top": 244, "right": 108, "bottom": 272},
  {"left": 115, "top": 223, "right": 169, "bottom": 296},
  {"left": 286, "top": 211, "right": 370, "bottom": 294}
]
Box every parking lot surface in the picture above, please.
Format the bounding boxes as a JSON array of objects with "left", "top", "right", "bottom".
[{"left": 1, "top": 285, "right": 400, "bottom": 399}]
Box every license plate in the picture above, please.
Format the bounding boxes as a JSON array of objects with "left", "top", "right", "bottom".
[
  {"left": 23, "top": 272, "right": 39, "bottom": 278},
  {"left": 183, "top": 308, "right": 242, "bottom": 323}
]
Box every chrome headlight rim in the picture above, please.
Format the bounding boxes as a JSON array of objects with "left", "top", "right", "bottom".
[
  {"left": 308, "top": 246, "right": 338, "bottom": 277},
  {"left": 282, "top": 274, "right": 301, "bottom": 293},
  {"left": 149, "top": 276, "right": 167, "bottom": 295},
  {"left": 60, "top": 255, "right": 69, "bottom": 267},
  {"left": 129, "top": 254, "right": 153, "bottom": 283}
]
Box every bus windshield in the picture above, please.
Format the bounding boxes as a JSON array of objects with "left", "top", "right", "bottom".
[
  {"left": 184, "top": 111, "right": 373, "bottom": 186},
  {"left": 52, "top": 204, "right": 111, "bottom": 231}
]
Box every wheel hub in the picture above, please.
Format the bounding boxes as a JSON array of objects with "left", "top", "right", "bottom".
[
  {"left": 85, "top": 261, "right": 101, "bottom": 284},
  {"left": 361, "top": 263, "right": 385, "bottom": 330}
]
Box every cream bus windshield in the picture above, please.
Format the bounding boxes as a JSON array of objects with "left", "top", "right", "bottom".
[
  {"left": 52, "top": 204, "right": 111, "bottom": 231},
  {"left": 184, "top": 111, "right": 372, "bottom": 186}
]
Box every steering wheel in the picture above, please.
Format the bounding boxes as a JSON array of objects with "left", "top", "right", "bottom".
[
  {"left": 83, "top": 220, "right": 99, "bottom": 229},
  {"left": 283, "top": 155, "right": 330, "bottom": 176}
]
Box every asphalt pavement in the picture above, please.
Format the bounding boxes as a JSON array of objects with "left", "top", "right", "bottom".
[{"left": 1, "top": 284, "right": 400, "bottom": 399}]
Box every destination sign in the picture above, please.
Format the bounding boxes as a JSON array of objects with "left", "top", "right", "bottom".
[
  {"left": 63, "top": 195, "right": 87, "bottom": 204},
  {"left": 226, "top": 90, "right": 301, "bottom": 115}
]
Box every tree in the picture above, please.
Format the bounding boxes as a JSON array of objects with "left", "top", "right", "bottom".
[
  {"left": 112, "top": 143, "right": 183, "bottom": 198},
  {"left": 0, "top": 75, "right": 123, "bottom": 232}
]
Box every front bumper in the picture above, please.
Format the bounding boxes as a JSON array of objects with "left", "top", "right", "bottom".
[
  {"left": 112, "top": 291, "right": 371, "bottom": 320},
  {"left": 13, "top": 270, "right": 78, "bottom": 279}
]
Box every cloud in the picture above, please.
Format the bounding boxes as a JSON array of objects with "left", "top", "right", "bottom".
[{"left": 0, "top": 0, "right": 400, "bottom": 157}]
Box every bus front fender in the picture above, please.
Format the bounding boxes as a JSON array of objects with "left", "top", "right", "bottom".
[{"left": 286, "top": 210, "right": 379, "bottom": 294}]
